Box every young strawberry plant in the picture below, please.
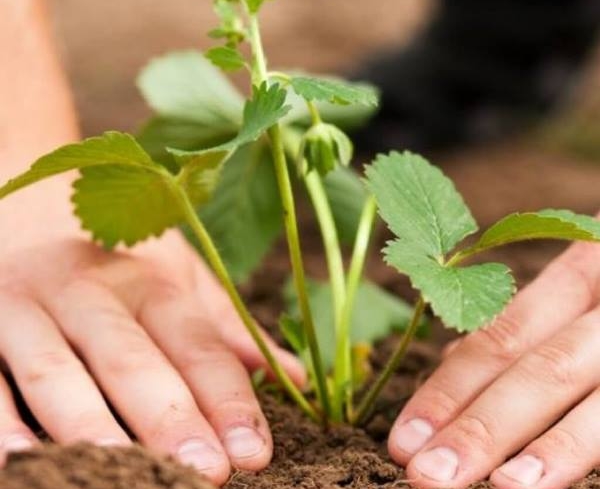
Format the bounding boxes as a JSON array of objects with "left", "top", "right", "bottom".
[{"left": 2, "top": 0, "right": 600, "bottom": 428}]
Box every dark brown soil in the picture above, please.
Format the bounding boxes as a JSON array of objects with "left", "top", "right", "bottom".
[{"left": 0, "top": 443, "right": 214, "bottom": 489}]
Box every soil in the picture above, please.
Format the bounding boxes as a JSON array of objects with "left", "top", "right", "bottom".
[
  {"left": 0, "top": 443, "right": 214, "bottom": 489},
  {"left": 5, "top": 342, "right": 600, "bottom": 489}
]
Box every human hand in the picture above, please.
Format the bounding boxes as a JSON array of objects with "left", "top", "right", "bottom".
[
  {"left": 388, "top": 235, "right": 600, "bottom": 489},
  {"left": 0, "top": 231, "right": 305, "bottom": 485}
]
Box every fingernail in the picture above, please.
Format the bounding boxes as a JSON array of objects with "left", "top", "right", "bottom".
[
  {"left": 394, "top": 418, "right": 434, "bottom": 454},
  {"left": 177, "top": 439, "right": 224, "bottom": 472},
  {"left": 499, "top": 455, "right": 544, "bottom": 486},
  {"left": 2, "top": 435, "right": 34, "bottom": 453},
  {"left": 413, "top": 446, "right": 459, "bottom": 482},
  {"left": 224, "top": 426, "right": 265, "bottom": 460}
]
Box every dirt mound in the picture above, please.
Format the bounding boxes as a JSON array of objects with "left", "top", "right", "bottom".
[{"left": 0, "top": 443, "right": 214, "bottom": 489}]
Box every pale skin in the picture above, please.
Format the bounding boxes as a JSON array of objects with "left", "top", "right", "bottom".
[
  {"left": 0, "top": 0, "right": 305, "bottom": 485},
  {"left": 3, "top": 2, "right": 600, "bottom": 489}
]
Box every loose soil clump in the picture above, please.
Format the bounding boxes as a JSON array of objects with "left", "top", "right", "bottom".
[{"left": 0, "top": 443, "right": 214, "bottom": 489}]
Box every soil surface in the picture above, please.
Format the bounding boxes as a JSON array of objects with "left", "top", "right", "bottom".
[
  {"left": 0, "top": 443, "right": 213, "bottom": 489},
  {"left": 4, "top": 340, "right": 600, "bottom": 489}
]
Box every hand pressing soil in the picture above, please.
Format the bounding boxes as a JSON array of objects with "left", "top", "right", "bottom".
[{"left": 0, "top": 443, "right": 215, "bottom": 489}]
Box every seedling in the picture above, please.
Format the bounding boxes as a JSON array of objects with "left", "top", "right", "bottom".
[{"left": 2, "top": 0, "right": 600, "bottom": 427}]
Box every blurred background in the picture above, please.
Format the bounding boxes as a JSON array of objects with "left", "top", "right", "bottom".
[
  {"left": 47, "top": 0, "right": 600, "bottom": 284},
  {"left": 47, "top": 0, "right": 434, "bottom": 135}
]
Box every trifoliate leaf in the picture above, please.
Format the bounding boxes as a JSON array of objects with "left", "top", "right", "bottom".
[
  {"left": 284, "top": 279, "right": 416, "bottom": 369},
  {"left": 365, "top": 151, "right": 477, "bottom": 258},
  {"left": 205, "top": 46, "right": 246, "bottom": 71},
  {"left": 137, "top": 51, "right": 244, "bottom": 127},
  {"left": 183, "top": 143, "right": 283, "bottom": 283},
  {"left": 463, "top": 209, "right": 600, "bottom": 256},
  {"left": 385, "top": 241, "right": 515, "bottom": 332},
  {"left": 72, "top": 165, "right": 182, "bottom": 248},
  {"left": 0, "top": 132, "right": 161, "bottom": 199},
  {"left": 323, "top": 167, "right": 368, "bottom": 244},
  {"left": 290, "top": 76, "right": 379, "bottom": 107},
  {"left": 169, "top": 82, "right": 291, "bottom": 166}
]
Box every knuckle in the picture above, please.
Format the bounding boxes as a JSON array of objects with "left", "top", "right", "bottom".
[
  {"left": 520, "top": 342, "right": 579, "bottom": 388},
  {"left": 473, "top": 313, "right": 524, "bottom": 365},
  {"left": 412, "top": 380, "right": 463, "bottom": 422},
  {"left": 540, "top": 427, "right": 590, "bottom": 460},
  {"left": 179, "top": 337, "right": 238, "bottom": 373},
  {"left": 554, "top": 248, "right": 600, "bottom": 299},
  {"left": 145, "top": 401, "right": 201, "bottom": 444},
  {"left": 103, "top": 330, "right": 165, "bottom": 376},
  {"left": 22, "top": 349, "right": 79, "bottom": 385},
  {"left": 451, "top": 411, "right": 497, "bottom": 452},
  {"left": 143, "top": 276, "right": 187, "bottom": 304}
]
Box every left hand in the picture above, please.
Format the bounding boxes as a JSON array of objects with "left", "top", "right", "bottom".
[{"left": 388, "top": 238, "right": 600, "bottom": 489}]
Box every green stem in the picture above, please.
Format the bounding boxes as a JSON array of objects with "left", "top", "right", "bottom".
[
  {"left": 333, "top": 196, "right": 377, "bottom": 421},
  {"left": 245, "top": 5, "right": 332, "bottom": 419},
  {"left": 307, "top": 101, "right": 322, "bottom": 125},
  {"left": 268, "top": 125, "right": 332, "bottom": 419},
  {"left": 304, "top": 171, "right": 346, "bottom": 332},
  {"left": 352, "top": 296, "right": 426, "bottom": 426},
  {"left": 171, "top": 183, "right": 319, "bottom": 422}
]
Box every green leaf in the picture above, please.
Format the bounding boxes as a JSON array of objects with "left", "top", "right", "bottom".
[
  {"left": 169, "top": 82, "right": 291, "bottom": 166},
  {"left": 234, "top": 82, "right": 291, "bottom": 146},
  {"left": 72, "top": 165, "right": 182, "bottom": 248},
  {"left": 465, "top": 209, "right": 600, "bottom": 255},
  {"left": 179, "top": 155, "right": 225, "bottom": 207},
  {"left": 365, "top": 151, "right": 478, "bottom": 258},
  {"left": 136, "top": 116, "right": 236, "bottom": 171},
  {"left": 279, "top": 83, "right": 378, "bottom": 130},
  {"left": 205, "top": 46, "right": 246, "bottom": 71},
  {"left": 137, "top": 51, "right": 244, "bottom": 127},
  {"left": 385, "top": 241, "right": 515, "bottom": 332},
  {"left": 0, "top": 132, "right": 162, "bottom": 199},
  {"left": 284, "top": 279, "right": 415, "bottom": 369},
  {"left": 246, "top": 0, "right": 268, "bottom": 13},
  {"left": 279, "top": 314, "right": 307, "bottom": 356},
  {"left": 183, "top": 143, "right": 283, "bottom": 283},
  {"left": 323, "top": 167, "right": 368, "bottom": 244},
  {"left": 290, "top": 76, "right": 379, "bottom": 107}
]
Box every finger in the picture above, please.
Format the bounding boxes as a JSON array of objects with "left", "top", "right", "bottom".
[
  {"left": 389, "top": 241, "right": 600, "bottom": 463},
  {"left": 442, "top": 339, "right": 462, "bottom": 358},
  {"left": 405, "top": 304, "right": 600, "bottom": 488},
  {"left": 0, "top": 374, "right": 37, "bottom": 465},
  {"left": 139, "top": 289, "right": 273, "bottom": 472},
  {"left": 191, "top": 261, "right": 307, "bottom": 388},
  {"left": 0, "top": 292, "right": 130, "bottom": 446},
  {"left": 43, "top": 279, "right": 231, "bottom": 485},
  {"left": 491, "top": 387, "right": 600, "bottom": 489}
]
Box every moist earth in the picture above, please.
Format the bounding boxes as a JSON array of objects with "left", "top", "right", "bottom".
[
  {"left": 0, "top": 443, "right": 214, "bottom": 489},
  {"left": 2, "top": 342, "right": 600, "bottom": 489}
]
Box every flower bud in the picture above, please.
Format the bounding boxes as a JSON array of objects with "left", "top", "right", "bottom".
[{"left": 297, "top": 123, "right": 353, "bottom": 177}]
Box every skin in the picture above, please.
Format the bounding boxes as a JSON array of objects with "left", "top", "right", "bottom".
[
  {"left": 389, "top": 237, "right": 600, "bottom": 489},
  {"left": 5, "top": 2, "right": 600, "bottom": 489},
  {"left": 0, "top": 0, "right": 305, "bottom": 485}
]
